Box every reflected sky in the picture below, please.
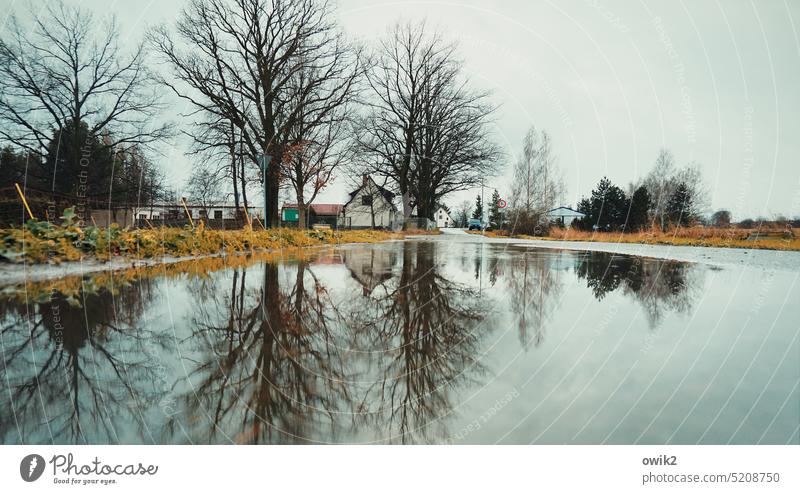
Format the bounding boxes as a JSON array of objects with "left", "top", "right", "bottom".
[{"left": 0, "top": 239, "right": 797, "bottom": 444}]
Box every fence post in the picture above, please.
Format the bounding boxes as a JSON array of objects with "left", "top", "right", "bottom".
[
  {"left": 14, "top": 183, "right": 36, "bottom": 221},
  {"left": 242, "top": 206, "right": 251, "bottom": 228},
  {"left": 180, "top": 197, "right": 195, "bottom": 229}
]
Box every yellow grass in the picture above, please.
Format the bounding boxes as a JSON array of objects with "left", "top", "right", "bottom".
[
  {"left": 484, "top": 226, "right": 800, "bottom": 251},
  {"left": 0, "top": 219, "right": 429, "bottom": 265},
  {"left": 2, "top": 249, "right": 328, "bottom": 302}
]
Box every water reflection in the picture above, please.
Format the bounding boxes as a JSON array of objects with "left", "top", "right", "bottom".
[
  {"left": 574, "top": 251, "right": 699, "bottom": 328},
  {"left": 173, "top": 261, "right": 352, "bottom": 444},
  {"left": 504, "top": 249, "right": 565, "bottom": 348},
  {"left": 0, "top": 280, "right": 170, "bottom": 443},
  {"left": 347, "top": 242, "right": 490, "bottom": 443},
  {"left": 2, "top": 239, "right": 793, "bottom": 444}
]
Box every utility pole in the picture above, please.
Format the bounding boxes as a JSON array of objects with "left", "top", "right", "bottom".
[{"left": 481, "top": 177, "right": 485, "bottom": 230}]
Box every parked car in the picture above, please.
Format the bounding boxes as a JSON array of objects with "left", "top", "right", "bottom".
[{"left": 468, "top": 219, "right": 485, "bottom": 230}]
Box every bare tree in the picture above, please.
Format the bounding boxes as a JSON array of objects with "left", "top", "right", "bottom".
[
  {"left": 186, "top": 163, "right": 225, "bottom": 214},
  {"left": 111, "top": 145, "right": 166, "bottom": 224},
  {"left": 354, "top": 22, "right": 499, "bottom": 225},
  {"left": 509, "top": 127, "right": 563, "bottom": 232},
  {"left": 279, "top": 64, "right": 360, "bottom": 229},
  {"left": 150, "top": 0, "right": 363, "bottom": 227},
  {"left": 412, "top": 48, "right": 501, "bottom": 220},
  {"left": 0, "top": 1, "right": 169, "bottom": 158},
  {"left": 643, "top": 148, "right": 677, "bottom": 230},
  {"left": 643, "top": 149, "right": 709, "bottom": 230},
  {"left": 453, "top": 199, "right": 472, "bottom": 228},
  {"left": 186, "top": 118, "right": 245, "bottom": 218},
  {"left": 674, "top": 162, "right": 710, "bottom": 219}
]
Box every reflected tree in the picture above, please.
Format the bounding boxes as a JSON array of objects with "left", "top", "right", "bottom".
[
  {"left": 348, "top": 242, "right": 491, "bottom": 443},
  {"left": 0, "top": 279, "right": 169, "bottom": 444},
  {"left": 170, "top": 260, "right": 352, "bottom": 444},
  {"left": 574, "top": 251, "right": 701, "bottom": 328},
  {"left": 504, "top": 248, "right": 564, "bottom": 349}
]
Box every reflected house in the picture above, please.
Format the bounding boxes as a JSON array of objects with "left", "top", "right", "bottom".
[
  {"left": 311, "top": 250, "right": 344, "bottom": 266},
  {"left": 342, "top": 246, "right": 397, "bottom": 295}
]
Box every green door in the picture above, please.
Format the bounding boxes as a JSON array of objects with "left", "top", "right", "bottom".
[{"left": 282, "top": 208, "right": 299, "bottom": 222}]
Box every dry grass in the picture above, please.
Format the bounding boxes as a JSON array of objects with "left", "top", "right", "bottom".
[
  {"left": 0, "top": 218, "right": 422, "bottom": 265},
  {"left": 485, "top": 225, "right": 800, "bottom": 251},
  {"left": 2, "top": 249, "right": 327, "bottom": 302}
]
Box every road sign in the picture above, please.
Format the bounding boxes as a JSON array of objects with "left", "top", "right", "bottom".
[{"left": 497, "top": 198, "right": 508, "bottom": 209}]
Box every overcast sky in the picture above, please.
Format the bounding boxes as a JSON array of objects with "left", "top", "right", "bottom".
[{"left": 4, "top": 0, "right": 799, "bottom": 219}]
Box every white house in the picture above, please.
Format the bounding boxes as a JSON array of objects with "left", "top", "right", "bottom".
[
  {"left": 341, "top": 176, "right": 399, "bottom": 229},
  {"left": 434, "top": 206, "right": 453, "bottom": 228},
  {"left": 132, "top": 201, "right": 261, "bottom": 222},
  {"left": 546, "top": 206, "right": 586, "bottom": 228}
]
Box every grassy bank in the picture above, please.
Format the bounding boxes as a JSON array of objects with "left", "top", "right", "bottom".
[
  {"left": 481, "top": 226, "right": 800, "bottom": 251},
  {"left": 0, "top": 213, "right": 432, "bottom": 264},
  {"left": 0, "top": 248, "right": 325, "bottom": 301}
]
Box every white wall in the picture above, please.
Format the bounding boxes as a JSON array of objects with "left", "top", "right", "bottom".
[
  {"left": 435, "top": 208, "right": 452, "bottom": 228},
  {"left": 344, "top": 182, "right": 397, "bottom": 228},
  {"left": 547, "top": 214, "right": 583, "bottom": 228},
  {"left": 132, "top": 205, "right": 260, "bottom": 221}
]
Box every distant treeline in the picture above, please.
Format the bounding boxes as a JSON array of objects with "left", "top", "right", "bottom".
[{"left": 570, "top": 149, "right": 798, "bottom": 232}]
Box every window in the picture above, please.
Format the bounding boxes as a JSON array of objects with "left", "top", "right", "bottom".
[
  {"left": 214, "top": 210, "right": 223, "bottom": 220},
  {"left": 139, "top": 214, "right": 146, "bottom": 220},
  {"left": 361, "top": 195, "right": 373, "bottom": 206}
]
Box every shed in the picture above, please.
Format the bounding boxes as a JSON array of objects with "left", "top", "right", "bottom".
[
  {"left": 546, "top": 207, "right": 586, "bottom": 228},
  {"left": 282, "top": 203, "right": 344, "bottom": 229}
]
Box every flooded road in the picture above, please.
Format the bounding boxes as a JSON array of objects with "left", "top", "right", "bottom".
[{"left": 1, "top": 238, "right": 797, "bottom": 444}]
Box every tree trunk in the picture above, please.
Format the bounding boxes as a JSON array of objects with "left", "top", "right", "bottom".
[
  {"left": 298, "top": 201, "right": 307, "bottom": 230},
  {"left": 231, "top": 152, "right": 240, "bottom": 220},
  {"left": 266, "top": 151, "right": 281, "bottom": 227},
  {"left": 240, "top": 153, "right": 248, "bottom": 219},
  {"left": 417, "top": 189, "right": 434, "bottom": 221},
  {"left": 401, "top": 191, "right": 413, "bottom": 230}
]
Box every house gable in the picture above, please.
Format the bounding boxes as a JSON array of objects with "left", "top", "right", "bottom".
[
  {"left": 344, "top": 178, "right": 397, "bottom": 213},
  {"left": 547, "top": 206, "right": 585, "bottom": 217},
  {"left": 342, "top": 177, "right": 398, "bottom": 228}
]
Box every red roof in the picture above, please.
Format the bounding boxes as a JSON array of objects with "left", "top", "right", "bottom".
[{"left": 282, "top": 203, "right": 343, "bottom": 216}]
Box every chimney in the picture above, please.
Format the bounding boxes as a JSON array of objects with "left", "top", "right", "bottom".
[{"left": 362, "top": 174, "right": 368, "bottom": 186}]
